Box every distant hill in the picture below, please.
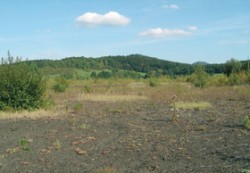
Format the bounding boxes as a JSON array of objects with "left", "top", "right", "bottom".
[
  {"left": 17, "top": 54, "right": 249, "bottom": 77},
  {"left": 192, "top": 61, "right": 209, "bottom": 65},
  {"left": 23, "top": 54, "right": 194, "bottom": 77}
]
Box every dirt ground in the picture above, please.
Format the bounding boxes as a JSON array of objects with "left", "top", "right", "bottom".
[{"left": 0, "top": 85, "right": 250, "bottom": 173}]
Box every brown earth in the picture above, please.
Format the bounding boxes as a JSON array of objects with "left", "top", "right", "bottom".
[{"left": 0, "top": 84, "right": 250, "bottom": 173}]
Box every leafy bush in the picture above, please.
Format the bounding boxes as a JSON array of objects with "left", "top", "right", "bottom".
[
  {"left": 149, "top": 79, "right": 158, "bottom": 87},
  {"left": 0, "top": 64, "right": 46, "bottom": 110},
  {"left": 189, "top": 65, "right": 208, "bottom": 88},
  {"left": 52, "top": 76, "right": 69, "bottom": 92}
]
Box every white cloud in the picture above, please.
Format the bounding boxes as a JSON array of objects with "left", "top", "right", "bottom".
[
  {"left": 138, "top": 28, "right": 192, "bottom": 38},
  {"left": 162, "top": 4, "right": 180, "bottom": 9},
  {"left": 188, "top": 26, "right": 198, "bottom": 31},
  {"left": 76, "top": 11, "right": 130, "bottom": 27}
]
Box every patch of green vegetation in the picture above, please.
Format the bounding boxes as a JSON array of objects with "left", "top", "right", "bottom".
[
  {"left": 243, "top": 115, "right": 250, "bottom": 129},
  {"left": 149, "top": 79, "right": 159, "bottom": 87},
  {"left": 52, "top": 76, "right": 69, "bottom": 92},
  {"left": 241, "top": 169, "right": 250, "bottom": 173},
  {"left": 174, "top": 101, "right": 212, "bottom": 110},
  {"left": 0, "top": 63, "right": 46, "bottom": 110},
  {"left": 53, "top": 140, "right": 61, "bottom": 150},
  {"left": 19, "top": 138, "right": 32, "bottom": 151},
  {"left": 72, "top": 102, "right": 83, "bottom": 112}
]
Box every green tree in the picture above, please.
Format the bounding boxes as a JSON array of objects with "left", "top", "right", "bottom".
[{"left": 224, "top": 58, "right": 242, "bottom": 76}]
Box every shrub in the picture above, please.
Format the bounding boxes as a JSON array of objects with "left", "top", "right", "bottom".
[
  {"left": 52, "top": 76, "right": 69, "bottom": 92},
  {"left": 0, "top": 64, "right": 46, "bottom": 110},
  {"left": 149, "top": 79, "right": 158, "bottom": 87},
  {"left": 190, "top": 65, "right": 208, "bottom": 88}
]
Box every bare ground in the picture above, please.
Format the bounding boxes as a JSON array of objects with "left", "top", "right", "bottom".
[{"left": 0, "top": 86, "right": 250, "bottom": 173}]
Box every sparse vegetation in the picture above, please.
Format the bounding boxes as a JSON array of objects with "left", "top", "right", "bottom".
[
  {"left": 0, "top": 55, "right": 250, "bottom": 172},
  {"left": 243, "top": 115, "right": 250, "bottom": 129},
  {"left": 174, "top": 101, "right": 212, "bottom": 110}
]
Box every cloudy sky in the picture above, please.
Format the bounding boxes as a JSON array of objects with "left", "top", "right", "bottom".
[{"left": 0, "top": 0, "right": 250, "bottom": 63}]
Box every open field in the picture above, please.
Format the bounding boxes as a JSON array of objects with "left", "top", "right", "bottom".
[{"left": 0, "top": 79, "right": 250, "bottom": 173}]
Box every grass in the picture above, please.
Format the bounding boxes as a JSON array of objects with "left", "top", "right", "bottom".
[
  {"left": 78, "top": 93, "right": 149, "bottom": 102},
  {"left": 0, "top": 109, "right": 58, "bottom": 120},
  {"left": 174, "top": 101, "right": 212, "bottom": 110}
]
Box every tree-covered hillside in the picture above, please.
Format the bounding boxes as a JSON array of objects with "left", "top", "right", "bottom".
[
  {"left": 2, "top": 54, "right": 249, "bottom": 79},
  {"left": 23, "top": 54, "right": 193, "bottom": 77}
]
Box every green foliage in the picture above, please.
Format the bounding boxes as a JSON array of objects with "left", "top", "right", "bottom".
[
  {"left": 241, "top": 169, "right": 250, "bottom": 173},
  {"left": 243, "top": 115, "right": 250, "bottom": 129},
  {"left": 0, "top": 64, "right": 46, "bottom": 110},
  {"left": 207, "top": 74, "right": 228, "bottom": 86},
  {"left": 224, "top": 58, "right": 242, "bottom": 76},
  {"left": 52, "top": 76, "right": 69, "bottom": 92},
  {"left": 149, "top": 79, "right": 159, "bottom": 87},
  {"left": 228, "top": 72, "right": 241, "bottom": 85},
  {"left": 19, "top": 138, "right": 31, "bottom": 151},
  {"left": 189, "top": 65, "right": 208, "bottom": 88},
  {"left": 72, "top": 102, "right": 83, "bottom": 112}
]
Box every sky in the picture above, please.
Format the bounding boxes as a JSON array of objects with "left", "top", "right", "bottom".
[{"left": 0, "top": 0, "right": 250, "bottom": 64}]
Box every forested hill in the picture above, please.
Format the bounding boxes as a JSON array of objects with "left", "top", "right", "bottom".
[
  {"left": 23, "top": 54, "right": 203, "bottom": 76},
  {"left": 21, "top": 54, "right": 250, "bottom": 77}
]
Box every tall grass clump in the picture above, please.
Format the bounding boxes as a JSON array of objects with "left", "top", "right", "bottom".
[{"left": 0, "top": 63, "right": 46, "bottom": 110}]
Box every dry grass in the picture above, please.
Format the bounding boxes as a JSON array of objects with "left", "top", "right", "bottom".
[
  {"left": 0, "top": 109, "right": 56, "bottom": 120},
  {"left": 175, "top": 101, "right": 212, "bottom": 110},
  {"left": 78, "top": 93, "right": 149, "bottom": 102}
]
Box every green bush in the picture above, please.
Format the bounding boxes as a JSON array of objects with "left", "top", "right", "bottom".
[
  {"left": 52, "top": 76, "right": 69, "bottom": 92},
  {"left": 189, "top": 65, "right": 208, "bottom": 88},
  {"left": 0, "top": 64, "right": 46, "bottom": 110},
  {"left": 149, "top": 78, "right": 158, "bottom": 87}
]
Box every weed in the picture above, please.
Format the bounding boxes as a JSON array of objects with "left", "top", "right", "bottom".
[
  {"left": 243, "top": 115, "right": 250, "bottom": 129},
  {"left": 73, "top": 102, "right": 83, "bottom": 112},
  {"left": 82, "top": 85, "right": 93, "bottom": 93},
  {"left": 19, "top": 138, "right": 32, "bottom": 151},
  {"left": 171, "top": 95, "right": 178, "bottom": 123},
  {"left": 53, "top": 140, "right": 61, "bottom": 150}
]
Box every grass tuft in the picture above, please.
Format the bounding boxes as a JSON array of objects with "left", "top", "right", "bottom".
[{"left": 174, "top": 101, "right": 212, "bottom": 110}]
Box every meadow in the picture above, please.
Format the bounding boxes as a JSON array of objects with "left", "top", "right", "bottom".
[{"left": 0, "top": 78, "right": 250, "bottom": 173}]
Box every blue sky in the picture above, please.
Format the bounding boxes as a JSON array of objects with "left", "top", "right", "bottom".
[{"left": 0, "top": 0, "right": 250, "bottom": 63}]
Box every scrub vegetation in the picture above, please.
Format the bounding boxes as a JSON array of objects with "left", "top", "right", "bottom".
[{"left": 0, "top": 53, "right": 249, "bottom": 172}]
